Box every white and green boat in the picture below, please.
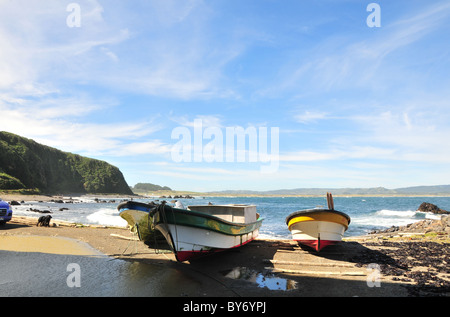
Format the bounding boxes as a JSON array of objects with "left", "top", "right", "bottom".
[
  {"left": 117, "top": 201, "right": 163, "bottom": 242},
  {"left": 118, "top": 201, "right": 263, "bottom": 262}
]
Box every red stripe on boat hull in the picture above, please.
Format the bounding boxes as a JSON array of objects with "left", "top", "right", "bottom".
[{"left": 295, "top": 239, "right": 339, "bottom": 252}]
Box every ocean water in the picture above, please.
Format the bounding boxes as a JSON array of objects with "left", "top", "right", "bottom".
[{"left": 10, "top": 195, "right": 449, "bottom": 239}]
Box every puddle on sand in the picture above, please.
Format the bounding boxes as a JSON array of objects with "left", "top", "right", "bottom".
[{"left": 221, "top": 267, "right": 297, "bottom": 291}]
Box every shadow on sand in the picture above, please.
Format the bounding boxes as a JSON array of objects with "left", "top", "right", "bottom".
[{"left": 143, "top": 239, "right": 413, "bottom": 297}]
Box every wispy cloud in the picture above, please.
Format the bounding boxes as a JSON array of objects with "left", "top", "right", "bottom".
[
  {"left": 294, "top": 111, "right": 329, "bottom": 124},
  {"left": 0, "top": 0, "right": 129, "bottom": 88},
  {"left": 0, "top": 92, "right": 166, "bottom": 157},
  {"left": 170, "top": 115, "right": 224, "bottom": 128},
  {"left": 352, "top": 109, "right": 450, "bottom": 160},
  {"left": 1, "top": 1, "right": 449, "bottom": 190},
  {"left": 269, "top": 1, "right": 450, "bottom": 94}
]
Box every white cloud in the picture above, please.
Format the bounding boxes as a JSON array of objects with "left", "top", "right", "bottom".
[
  {"left": 277, "top": 146, "right": 396, "bottom": 163},
  {"left": 0, "top": 93, "right": 166, "bottom": 157},
  {"left": 294, "top": 111, "right": 328, "bottom": 124},
  {"left": 269, "top": 1, "right": 450, "bottom": 94},
  {"left": 170, "top": 115, "right": 224, "bottom": 128},
  {"left": 1, "top": 1, "right": 449, "bottom": 191},
  {"left": 113, "top": 141, "right": 172, "bottom": 156}
]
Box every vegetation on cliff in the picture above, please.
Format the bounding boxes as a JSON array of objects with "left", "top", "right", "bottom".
[{"left": 0, "top": 131, "right": 133, "bottom": 195}]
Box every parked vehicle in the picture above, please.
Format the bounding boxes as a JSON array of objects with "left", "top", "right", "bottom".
[{"left": 0, "top": 199, "right": 13, "bottom": 225}]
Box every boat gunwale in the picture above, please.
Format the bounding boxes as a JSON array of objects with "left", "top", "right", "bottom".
[
  {"left": 117, "top": 201, "right": 155, "bottom": 212},
  {"left": 118, "top": 201, "right": 263, "bottom": 229},
  {"left": 285, "top": 208, "right": 351, "bottom": 226},
  {"left": 154, "top": 206, "right": 263, "bottom": 237}
]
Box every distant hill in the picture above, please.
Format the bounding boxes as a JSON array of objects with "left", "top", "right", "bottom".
[
  {"left": 393, "top": 185, "right": 450, "bottom": 195},
  {"left": 208, "top": 185, "right": 450, "bottom": 196},
  {"left": 0, "top": 131, "right": 133, "bottom": 195},
  {"left": 132, "top": 183, "right": 172, "bottom": 193}
]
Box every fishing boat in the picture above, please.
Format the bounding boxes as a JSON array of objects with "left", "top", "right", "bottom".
[
  {"left": 285, "top": 193, "right": 351, "bottom": 251},
  {"left": 117, "top": 201, "right": 165, "bottom": 242},
  {"left": 118, "top": 201, "right": 263, "bottom": 262}
]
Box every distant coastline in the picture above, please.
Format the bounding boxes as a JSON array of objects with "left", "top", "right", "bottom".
[
  {"left": 4, "top": 185, "right": 450, "bottom": 202},
  {"left": 133, "top": 189, "right": 450, "bottom": 198},
  {"left": 202, "top": 185, "right": 450, "bottom": 197}
]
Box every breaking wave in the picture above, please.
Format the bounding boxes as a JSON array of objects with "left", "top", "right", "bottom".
[
  {"left": 86, "top": 208, "right": 128, "bottom": 227},
  {"left": 375, "top": 209, "right": 417, "bottom": 217}
]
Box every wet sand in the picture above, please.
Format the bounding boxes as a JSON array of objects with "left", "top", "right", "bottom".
[
  {"left": 1, "top": 216, "right": 449, "bottom": 297},
  {"left": 0, "top": 235, "right": 103, "bottom": 256}
]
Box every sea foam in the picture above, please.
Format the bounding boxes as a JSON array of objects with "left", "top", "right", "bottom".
[{"left": 86, "top": 208, "right": 128, "bottom": 227}]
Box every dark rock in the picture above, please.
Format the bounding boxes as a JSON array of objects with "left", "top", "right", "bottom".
[
  {"left": 29, "top": 208, "right": 52, "bottom": 214},
  {"left": 9, "top": 200, "right": 21, "bottom": 206},
  {"left": 353, "top": 241, "right": 450, "bottom": 296},
  {"left": 418, "top": 202, "right": 449, "bottom": 214}
]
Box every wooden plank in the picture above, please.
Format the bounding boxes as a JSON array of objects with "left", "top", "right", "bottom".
[{"left": 110, "top": 233, "right": 139, "bottom": 241}]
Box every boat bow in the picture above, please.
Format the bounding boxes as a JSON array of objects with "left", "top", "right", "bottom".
[{"left": 285, "top": 194, "right": 351, "bottom": 251}]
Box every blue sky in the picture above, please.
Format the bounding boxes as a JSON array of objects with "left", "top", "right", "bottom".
[{"left": 1, "top": 0, "right": 450, "bottom": 191}]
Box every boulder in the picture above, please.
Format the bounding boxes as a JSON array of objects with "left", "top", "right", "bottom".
[
  {"left": 417, "top": 202, "right": 449, "bottom": 214},
  {"left": 29, "top": 208, "right": 52, "bottom": 214}
]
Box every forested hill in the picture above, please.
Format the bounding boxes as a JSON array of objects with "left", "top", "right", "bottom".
[
  {"left": 132, "top": 183, "right": 172, "bottom": 192},
  {"left": 0, "top": 131, "right": 133, "bottom": 195}
]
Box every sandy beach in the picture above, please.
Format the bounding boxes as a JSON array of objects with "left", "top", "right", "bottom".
[{"left": 1, "top": 213, "right": 449, "bottom": 297}]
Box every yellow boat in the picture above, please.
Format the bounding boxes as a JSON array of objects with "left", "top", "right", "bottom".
[{"left": 285, "top": 193, "right": 351, "bottom": 251}]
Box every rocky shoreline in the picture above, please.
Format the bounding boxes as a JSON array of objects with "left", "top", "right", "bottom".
[
  {"left": 369, "top": 215, "right": 450, "bottom": 235},
  {"left": 369, "top": 202, "right": 450, "bottom": 235},
  {"left": 352, "top": 202, "right": 450, "bottom": 296},
  {"left": 348, "top": 237, "right": 450, "bottom": 296}
]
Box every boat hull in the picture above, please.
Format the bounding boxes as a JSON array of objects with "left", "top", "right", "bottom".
[
  {"left": 156, "top": 223, "right": 259, "bottom": 262},
  {"left": 152, "top": 204, "right": 263, "bottom": 262},
  {"left": 118, "top": 201, "right": 165, "bottom": 242},
  {"left": 286, "top": 209, "right": 351, "bottom": 251}
]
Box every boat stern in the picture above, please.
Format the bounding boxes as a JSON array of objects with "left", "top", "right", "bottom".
[{"left": 286, "top": 209, "right": 351, "bottom": 252}]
